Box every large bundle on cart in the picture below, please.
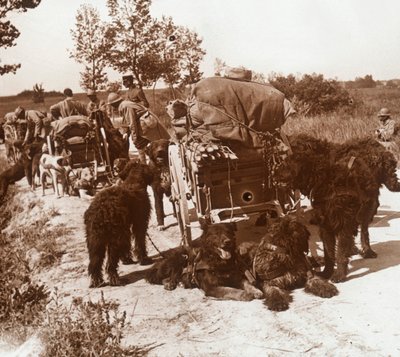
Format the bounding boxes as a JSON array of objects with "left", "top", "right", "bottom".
[
  {"left": 50, "top": 116, "right": 96, "bottom": 166},
  {"left": 167, "top": 77, "right": 295, "bottom": 243},
  {"left": 184, "top": 76, "right": 293, "bottom": 159}
]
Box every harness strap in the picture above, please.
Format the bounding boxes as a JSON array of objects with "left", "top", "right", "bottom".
[{"left": 347, "top": 156, "right": 356, "bottom": 169}]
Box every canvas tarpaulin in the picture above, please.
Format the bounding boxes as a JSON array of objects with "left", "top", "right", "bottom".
[{"left": 187, "top": 77, "right": 288, "bottom": 149}]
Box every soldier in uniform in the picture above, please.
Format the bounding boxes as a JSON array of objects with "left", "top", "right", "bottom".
[
  {"left": 50, "top": 88, "right": 87, "bottom": 119},
  {"left": 14, "top": 106, "right": 46, "bottom": 145},
  {"left": 375, "top": 107, "right": 396, "bottom": 141},
  {"left": 122, "top": 75, "right": 149, "bottom": 108}
]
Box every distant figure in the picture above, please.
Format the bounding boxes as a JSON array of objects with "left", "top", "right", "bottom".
[
  {"left": 122, "top": 75, "right": 149, "bottom": 108},
  {"left": 50, "top": 88, "right": 87, "bottom": 120},
  {"left": 375, "top": 107, "right": 396, "bottom": 142},
  {"left": 14, "top": 106, "right": 46, "bottom": 145}
]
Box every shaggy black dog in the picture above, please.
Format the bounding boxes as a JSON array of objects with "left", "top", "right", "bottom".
[
  {"left": 335, "top": 137, "right": 400, "bottom": 258},
  {"left": 146, "top": 223, "right": 263, "bottom": 301},
  {"left": 0, "top": 141, "right": 42, "bottom": 202},
  {"left": 146, "top": 139, "right": 173, "bottom": 229},
  {"left": 239, "top": 216, "right": 338, "bottom": 311},
  {"left": 274, "top": 134, "right": 379, "bottom": 282},
  {"left": 84, "top": 161, "right": 153, "bottom": 288}
]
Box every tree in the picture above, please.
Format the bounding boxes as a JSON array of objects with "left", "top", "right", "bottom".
[
  {"left": 0, "top": 0, "right": 41, "bottom": 75},
  {"left": 105, "top": 0, "right": 206, "bottom": 89},
  {"left": 32, "top": 82, "right": 44, "bottom": 103},
  {"left": 70, "top": 4, "right": 110, "bottom": 91},
  {"left": 105, "top": 0, "right": 160, "bottom": 88},
  {"left": 159, "top": 18, "right": 205, "bottom": 87}
]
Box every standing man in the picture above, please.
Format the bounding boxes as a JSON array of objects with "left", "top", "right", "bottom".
[
  {"left": 375, "top": 107, "right": 396, "bottom": 141},
  {"left": 122, "top": 75, "right": 150, "bottom": 108},
  {"left": 86, "top": 89, "right": 106, "bottom": 114},
  {"left": 14, "top": 106, "right": 46, "bottom": 145},
  {"left": 50, "top": 88, "right": 87, "bottom": 120},
  {"left": 107, "top": 92, "right": 169, "bottom": 163}
]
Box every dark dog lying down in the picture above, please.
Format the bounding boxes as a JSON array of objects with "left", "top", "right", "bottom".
[
  {"left": 146, "top": 223, "right": 263, "bottom": 301},
  {"left": 238, "top": 216, "right": 338, "bottom": 311}
]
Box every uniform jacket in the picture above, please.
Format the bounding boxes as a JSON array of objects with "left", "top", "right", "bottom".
[{"left": 50, "top": 97, "right": 88, "bottom": 119}]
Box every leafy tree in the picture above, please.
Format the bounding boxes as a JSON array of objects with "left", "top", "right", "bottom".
[
  {"left": 105, "top": 0, "right": 160, "bottom": 88},
  {"left": 0, "top": 0, "right": 41, "bottom": 75},
  {"left": 70, "top": 4, "right": 110, "bottom": 91},
  {"left": 346, "top": 74, "right": 377, "bottom": 89},
  {"left": 105, "top": 0, "right": 206, "bottom": 90}
]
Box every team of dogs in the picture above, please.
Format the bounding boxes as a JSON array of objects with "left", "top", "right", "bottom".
[
  {"left": 83, "top": 129, "right": 400, "bottom": 311},
  {"left": 1, "top": 119, "right": 399, "bottom": 311}
]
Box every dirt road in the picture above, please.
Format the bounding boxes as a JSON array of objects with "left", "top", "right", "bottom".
[{"left": 1, "top": 161, "right": 400, "bottom": 356}]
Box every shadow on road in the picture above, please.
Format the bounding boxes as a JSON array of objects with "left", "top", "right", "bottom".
[{"left": 347, "top": 240, "right": 400, "bottom": 280}]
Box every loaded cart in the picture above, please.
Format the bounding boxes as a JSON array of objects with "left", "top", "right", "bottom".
[{"left": 168, "top": 76, "right": 296, "bottom": 246}]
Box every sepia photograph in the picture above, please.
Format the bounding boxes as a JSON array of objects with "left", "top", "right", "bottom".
[{"left": 1, "top": 0, "right": 400, "bottom": 356}]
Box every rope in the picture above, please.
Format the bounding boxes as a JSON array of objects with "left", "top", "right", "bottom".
[{"left": 146, "top": 233, "right": 166, "bottom": 258}]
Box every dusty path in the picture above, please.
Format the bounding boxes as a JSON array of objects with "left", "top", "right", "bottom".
[{"left": 1, "top": 143, "right": 400, "bottom": 356}]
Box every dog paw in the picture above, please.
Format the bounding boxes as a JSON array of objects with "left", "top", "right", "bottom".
[
  {"left": 121, "top": 257, "right": 135, "bottom": 265},
  {"left": 264, "top": 299, "right": 289, "bottom": 311},
  {"left": 330, "top": 271, "right": 347, "bottom": 283},
  {"left": 156, "top": 225, "right": 166, "bottom": 231},
  {"left": 360, "top": 248, "right": 377, "bottom": 259},
  {"left": 252, "top": 289, "right": 264, "bottom": 299},
  {"left": 162, "top": 278, "right": 177, "bottom": 291},
  {"left": 109, "top": 275, "right": 122, "bottom": 286},
  {"left": 89, "top": 278, "right": 106, "bottom": 288},
  {"left": 305, "top": 277, "right": 339, "bottom": 298},
  {"left": 139, "top": 257, "right": 153, "bottom": 266}
]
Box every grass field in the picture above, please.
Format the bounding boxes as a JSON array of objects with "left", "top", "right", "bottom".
[{"left": 1, "top": 86, "right": 400, "bottom": 143}]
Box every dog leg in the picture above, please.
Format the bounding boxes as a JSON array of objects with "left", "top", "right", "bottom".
[
  {"left": 304, "top": 276, "right": 339, "bottom": 298},
  {"left": 153, "top": 188, "right": 166, "bottom": 229},
  {"left": 317, "top": 227, "right": 335, "bottom": 279},
  {"left": 88, "top": 243, "right": 106, "bottom": 288},
  {"left": 242, "top": 279, "right": 264, "bottom": 299},
  {"left": 203, "top": 286, "right": 254, "bottom": 301},
  {"left": 120, "top": 228, "right": 135, "bottom": 265},
  {"left": 106, "top": 243, "right": 122, "bottom": 286},
  {"left": 262, "top": 284, "right": 292, "bottom": 311},
  {"left": 132, "top": 224, "right": 152, "bottom": 265},
  {"left": 331, "top": 232, "right": 351, "bottom": 283}
]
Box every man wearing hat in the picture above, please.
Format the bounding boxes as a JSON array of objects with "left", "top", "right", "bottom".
[
  {"left": 14, "top": 106, "right": 46, "bottom": 145},
  {"left": 107, "top": 92, "right": 169, "bottom": 163},
  {"left": 86, "top": 89, "right": 106, "bottom": 114},
  {"left": 50, "top": 88, "right": 88, "bottom": 120},
  {"left": 122, "top": 75, "right": 149, "bottom": 108},
  {"left": 375, "top": 107, "right": 396, "bottom": 142}
]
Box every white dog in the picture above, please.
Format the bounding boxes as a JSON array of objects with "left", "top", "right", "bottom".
[{"left": 39, "top": 153, "right": 69, "bottom": 198}]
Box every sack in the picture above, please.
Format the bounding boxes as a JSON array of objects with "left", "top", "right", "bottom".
[
  {"left": 224, "top": 66, "right": 252, "bottom": 81},
  {"left": 139, "top": 111, "right": 158, "bottom": 134}
]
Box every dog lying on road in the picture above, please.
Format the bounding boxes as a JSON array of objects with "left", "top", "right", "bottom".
[
  {"left": 238, "top": 216, "right": 338, "bottom": 311},
  {"left": 146, "top": 223, "right": 263, "bottom": 301}
]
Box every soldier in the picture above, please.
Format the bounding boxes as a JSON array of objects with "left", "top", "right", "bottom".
[
  {"left": 14, "top": 106, "right": 46, "bottom": 145},
  {"left": 107, "top": 92, "right": 169, "bottom": 163},
  {"left": 86, "top": 89, "right": 106, "bottom": 114},
  {"left": 122, "top": 75, "right": 149, "bottom": 108},
  {"left": 375, "top": 107, "right": 396, "bottom": 142},
  {"left": 50, "top": 88, "right": 87, "bottom": 119}
]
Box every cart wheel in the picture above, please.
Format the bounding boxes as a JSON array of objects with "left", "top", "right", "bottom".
[{"left": 169, "top": 144, "right": 192, "bottom": 246}]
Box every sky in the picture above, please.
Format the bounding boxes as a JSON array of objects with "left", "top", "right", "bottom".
[{"left": 1, "top": 0, "right": 400, "bottom": 96}]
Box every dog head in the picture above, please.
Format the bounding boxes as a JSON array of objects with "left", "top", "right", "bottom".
[
  {"left": 118, "top": 160, "right": 153, "bottom": 190},
  {"left": 113, "top": 158, "right": 129, "bottom": 176},
  {"left": 267, "top": 216, "right": 310, "bottom": 256},
  {"left": 146, "top": 139, "right": 170, "bottom": 167},
  {"left": 165, "top": 99, "right": 187, "bottom": 119},
  {"left": 200, "top": 223, "right": 237, "bottom": 260}
]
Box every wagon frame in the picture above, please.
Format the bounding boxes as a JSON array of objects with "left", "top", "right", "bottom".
[{"left": 169, "top": 135, "right": 297, "bottom": 247}]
